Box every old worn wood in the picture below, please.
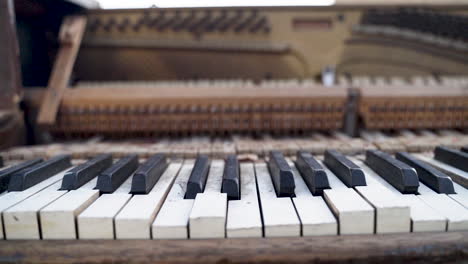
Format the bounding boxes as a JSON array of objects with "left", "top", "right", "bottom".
[
  {"left": 37, "top": 16, "right": 87, "bottom": 125},
  {"left": 0, "top": 232, "right": 466, "bottom": 263},
  {"left": 0, "top": 0, "right": 21, "bottom": 110}
]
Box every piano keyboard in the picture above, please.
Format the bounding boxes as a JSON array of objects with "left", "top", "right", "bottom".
[{"left": 0, "top": 146, "right": 467, "bottom": 240}]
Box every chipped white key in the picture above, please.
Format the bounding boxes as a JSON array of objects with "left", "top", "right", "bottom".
[
  {"left": 40, "top": 177, "right": 99, "bottom": 239},
  {"left": 115, "top": 163, "right": 182, "bottom": 239},
  {"left": 78, "top": 176, "right": 133, "bottom": 239},
  {"left": 255, "top": 163, "right": 300, "bottom": 237},
  {"left": 3, "top": 169, "right": 70, "bottom": 239},
  {"left": 353, "top": 158, "right": 447, "bottom": 232},
  {"left": 290, "top": 163, "right": 337, "bottom": 236},
  {"left": 226, "top": 163, "right": 262, "bottom": 238},
  {"left": 152, "top": 161, "right": 195, "bottom": 239},
  {"left": 0, "top": 168, "right": 68, "bottom": 239},
  {"left": 189, "top": 160, "right": 227, "bottom": 239}
]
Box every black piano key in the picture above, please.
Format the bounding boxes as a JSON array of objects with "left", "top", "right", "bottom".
[
  {"left": 222, "top": 155, "right": 240, "bottom": 200},
  {"left": 8, "top": 155, "right": 71, "bottom": 191},
  {"left": 462, "top": 146, "right": 468, "bottom": 153},
  {"left": 61, "top": 154, "right": 113, "bottom": 190},
  {"left": 185, "top": 155, "right": 211, "bottom": 199},
  {"left": 434, "top": 146, "right": 468, "bottom": 172},
  {"left": 365, "top": 150, "right": 419, "bottom": 194},
  {"left": 323, "top": 150, "right": 366, "bottom": 187},
  {"left": 295, "top": 151, "right": 330, "bottom": 195},
  {"left": 96, "top": 154, "right": 139, "bottom": 193},
  {"left": 0, "top": 156, "right": 3, "bottom": 168},
  {"left": 130, "top": 153, "right": 168, "bottom": 194},
  {"left": 267, "top": 151, "right": 295, "bottom": 197},
  {"left": 396, "top": 152, "right": 455, "bottom": 194},
  {"left": 0, "top": 158, "right": 43, "bottom": 192}
]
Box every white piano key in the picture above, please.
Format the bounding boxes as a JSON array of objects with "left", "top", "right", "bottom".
[
  {"left": 405, "top": 195, "right": 446, "bottom": 232},
  {"left": 189, "top": 160, "right": 227, "bottom": 239},
  {"left": 40, "top": 177, "right": 99, "bottom": 239},
  {"left": 417, "top": 192, "right": 468, "bottom": 231},
  {"left": 450, "top": 182, "right": 468, "bottom": 208},
  {"left": 355, "top": 185, "right": 410, "bottom": 233},
  {"left": 77, "top": 176, "right": 133, "bottom": 239},
  {"left": 290, "top": 164, "right": 337, "bottom": 236},
  {"left": 152, "top": 161, "right": 195, "bottom": 239},
  {"left": 3, "top": 169, "right": 70, "bottom": 239},
  {"left": 115, "top": 163, "right": 182, "bottom": 239},
  {"left": 323, "top": 188, "right": 374, "bottom": 235},
  {"left": 319, "top": 159, "right": 374, "bottom": 234},
  {"left": 352, "top": 158, "right": 448, "bottom": 232},
  {"left": 255, "top": 163, "right": 300, "bottom": 237},
  {"left": 226, "top": 163, "right": 262, "bottom": 238},
  {"left": 0, "top": 168, "right": 68, "bottom": 239}
]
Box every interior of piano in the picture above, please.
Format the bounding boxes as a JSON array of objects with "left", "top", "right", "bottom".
[{"left": 0, "top": 0, "right": 467, "bottom": 263}]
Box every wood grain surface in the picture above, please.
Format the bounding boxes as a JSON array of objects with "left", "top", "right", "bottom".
[{"left": 0, "top": 232, "right": 466, "bottom": 263}]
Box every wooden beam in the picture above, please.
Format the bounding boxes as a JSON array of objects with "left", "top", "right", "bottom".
[
  {"left": 37, "top": 16, "right": 86, "bottom": 125},
  {"left": 0, "top": 0, "right": 22, "bottom": 110},
  {"left": 0, "top": 232, "right": 466, "bottom": 263}
]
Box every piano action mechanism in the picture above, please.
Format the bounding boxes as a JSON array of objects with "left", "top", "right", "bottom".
[{"left": 0, "top": 0, "right": 468, "bottom": 263}]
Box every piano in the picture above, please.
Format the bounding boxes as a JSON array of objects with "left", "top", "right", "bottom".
[{"left": 0, "top": 0, "right": 467, "bottom": 263}]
